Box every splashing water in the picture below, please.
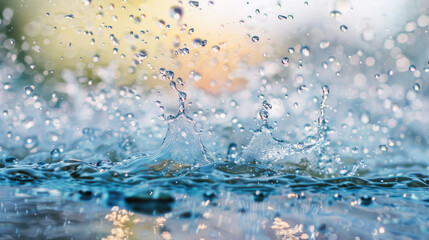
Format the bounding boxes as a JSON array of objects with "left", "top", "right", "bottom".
[
  {"left": 118, "top": 78, "right": 213, "bottom": 171},
  {"left": 0, "top": 0, "right": 429, "bottom": 239}
]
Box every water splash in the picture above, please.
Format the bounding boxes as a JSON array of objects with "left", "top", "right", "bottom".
[
  {"left": 227, "top": 84, "right": 360, "bottom": 177},
  {"left": 117, "top": 112, "right": 213, "bottom": 171},
  {"left": 117, "top": 77, "right": 213, "bottom": 171}
]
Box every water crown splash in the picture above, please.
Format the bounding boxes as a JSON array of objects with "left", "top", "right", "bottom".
[
  {"left": 235, "top": 85, "right": 342, "bottom": 176},
  {"left": 117, "top": 76, "right": 213, "bottom": 172}
]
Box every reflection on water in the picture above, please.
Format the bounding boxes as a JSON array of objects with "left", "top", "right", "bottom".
[
  {"left": 0, "top": 0, "right": 429, "bottom": 239},
  {"left": 271, "top": 217, "right": 309, "bottom": 240},
  {"left": 2, "top": 183, "right": 428, "bottom": 239},
  {"left": 103, "top": 207, "right": 134, "bottom": 240}
]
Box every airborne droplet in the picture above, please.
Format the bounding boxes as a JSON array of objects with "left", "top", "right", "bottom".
[
  {"left": 281, "top": 57, "right": 289, "bottom": 67},
  {"left": 301, "top": 46, "right": 310, "bottom": 57},
  {"left": 278, "top": 15, "right": 287, "bottom": 20},
  {"left": 135, "top": 51, "right": 147, "bottom": 63},
  {"left": 92, "top": 54, "right": 100, "bottom": 63},
  {"left": 82, "top": 0, "right": 92, "bottom": 5},
  {"left": 330, "top": 10, "right": 342, "bottom": 18},
  {"left": 51, "top": 149, "right": 61, "bottom": 161},
  {"left": 170, "top": 6, "right": 183, "bottom": 20},
  {"left": 24, "top": 85, "right": 35, "bottom": 95},
  {"left": 189, "top": 1, "right": 199, "bottom": 8},
  {"left": 319, "top": 40, "right": 330, "bottom": 49},
  {"left": 211, "top": 45, "right": 220, "bottom": 52},
  {"left": 379, "top": 145, "right": 388, "bottom": 152},
  {"left": 340, "top": 25, "right": 348, "bottom": 32},
  {"left": 64, "top": 14, "right": 74, "bottom": 19}
]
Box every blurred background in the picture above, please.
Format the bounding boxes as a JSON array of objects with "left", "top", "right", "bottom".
[
  {"left": 1, "top": 1, "right": 429, "bottom": 239},
  {"left": 1, "top": 0, "right": 427, "bottom": 93},
  {"left": 0, "top": 0, "right": 428, "bottom": 167}
]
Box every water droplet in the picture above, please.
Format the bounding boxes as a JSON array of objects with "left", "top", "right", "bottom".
[
  {"left": 159, "top": 68, "right": 167, "bottom": 75},
  {"left": 340, "top": 25, "right": 348, "bottom": 32},
  {"left": 379, "top": 145, "right": 388, "bottom": 152},
  {"left": 301, "top": 46, "right": 310, "bottom": 56},
  {"left": 82, "top": 0, "right": 92, "bottom": 5},
  {"left": 166, "top": 71, "right": 175, "bottom": 80},
  {"left": 22, "top": 118, "right": 35, "bottom": 129},
  {"left": 251, "top": 36, "right": 260, "bottom": 42},
  {"left": 388, "top": 138, "right": 395, "bottom": 147},
  {"left": 227, "top": 143, "right": 239, "bottom": 162},
  {"left": 110, "top": 34, "right": 119, "bottom": 45},
  {"left": 24, "top": 85, "right": 35, "bottom": 95},
  {"left": 330, "top": 10, "right": 342, "bottom": 18},
  {"left": 134, "top": 16, "right": 141, "bottom": 24},
  {"left": 297, "top": 85, "right": 307, "bottom": 93},
  {"left": 413, "top": 83, "right": 420, "bottom": 91},
  {"left": 170, "top": 80, "right": 177, "bottom": 90},
  {"left": 24, "top": 137, "right": 38, "bottom": 150},
  {"left": 281, "top": 57, "right": 289, "bottom": 67},
  {"left": 177, "top": 77, "right": 185, "bottom": 86},
  {"left": 177, "top": 48, "right": 190, "bottom": 55},
  {"left": 278, "top": 15, "right": 287, "bottom": 20},
  {"left": 259, "top": 109, "right": 269, "bottom": 120},
  {"left": 193, "top": 38, "right": 207, "bottom": 47},
  {"left": 319, "top": 40, "right": 330, "bottom": 49},
  {"left": 64, "top": 14, "right": 75, "bottom": 19},
  {"left": 135, "top": 51, "right": 147, "bottom": 63},
  {"left": 179, "top": 91, "right": 187, "bottom": 101},
  {"left": 3, "top": 83, "right": 12, "bottom": 90},
  {"left": 158, "top": 20, "right": 166, "bottom": 27},
  {"left": 360, "top": 112, "right": 370, "bottom": 124},
  {"left": 92, "top": 54, "right": 100, "bottom": 63},
  {"left": 262, "top": 100, "right": 272, "bottom": 110},
  {"left": 321, "top": 85, "right": 330, "bottom": 99},
  {"left": 322, "top": 62, "right": 328, "bottom": 69},
  {"left": 170, "top": 6, "right": 183, "bottom": 20},
  {"left": 293, "top": 102, "right": 299, "bottom": 109},
  {"left": 211, "top": 45, "right": 220, "bottom": 52},
  {"left": 409, "top": 65, "right": 416, "bottom": 72},
  {"left": 51, "top": 148, "right": 61, "bottom": 161},
  {"left": 188, "top": 1, "right": 199, "bottom": 8}
]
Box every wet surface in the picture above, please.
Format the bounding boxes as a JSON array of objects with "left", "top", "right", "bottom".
[{"left": 1, "top": 0, "right": 429, "bottom": 239}]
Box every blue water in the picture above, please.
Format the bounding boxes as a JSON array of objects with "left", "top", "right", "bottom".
[
  {"left": 0, "top": 82, "right": 428, "bottom": 239},
  {"left": 1, "top": 1, "right": 429, "bottom": 239}
]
